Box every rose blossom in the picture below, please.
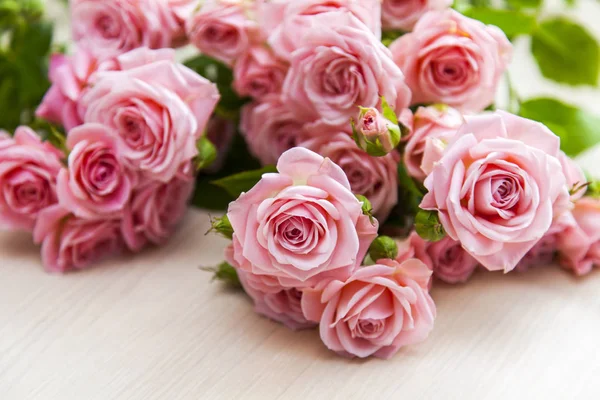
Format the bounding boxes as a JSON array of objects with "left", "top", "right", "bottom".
[
  {"left": 83, "top": 57, "right": 219, "bottom": 182},
  {"left": 301, "top": 133, "right": 399, "bottom": 221},
  {"left": 36, "top": 47, "right": 177, "bottom": 131},
  {"left": 33, "top": 205, "right": 124, "bottom": 273},
  {"left": 186, "top": 0, "right": 259, "bottom": 66},
  {"left": 263, "top": 0, "right": 382, "bottom": 56},
  {"left": 233, "top": 46, "right": 288, "bottom": 99},
  {"left": 382, "top": 0, "right": 451, "bottom": 31},
  {"left": 240, "top": 97, "right": 312, "bottom": 165},
  {"left": 71, "top": 0, "right": 182, "bottom": 60},
  {"left": 0, "top": 127, "right": 63, "bottom": 231},
  {"left": 354, "top": 107, "right": 401, "bottom": 156},
  {"left": 56, "top": 124, "right": 134, "bottom": 219},
  {"left": 390, "top": 10, "right": 512, "bottom": 112},
  {"left": 237, "top": 269, "right": 317, "bottom": 330},
  {"left": 281, "top": 10, "right": 411, "bottom": 128},
  {"left": 404, "top": 105, "right": 463, "bottom": 180},
  {"left": 556, "top": 198, "right": 600, "bottom": 276},
  {"left": 420, "top": 111, "right": 570, "bottom": 272},
  {"left": 121, "top": 165, "right": 195, "bottom": 251},
  {"left": 301, "top": 258, "right": 436, "bottom": 359},
  {"left": 426, "top": 236, "right": 478, "bottom": 283},
  {"left": 227, "top": 147, "right": 378, "bottom": 288}
]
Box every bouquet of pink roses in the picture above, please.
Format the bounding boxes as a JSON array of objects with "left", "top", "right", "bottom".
[{"left": 1, "top": 0, "right": 600, "bottom": 359}]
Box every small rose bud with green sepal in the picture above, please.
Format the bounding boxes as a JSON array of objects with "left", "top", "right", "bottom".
[
  {"left": 208, "top": 215, "right": 233, "bottom": 239},
  {"left": 201, "top": 262, "right": 241, "bottom": 288},
  {"left": 415, "top": 209, "right": 445, "bottom": 242},
  {"left": 355, "top": 194, "right": 375, "bottom": 224},
  {"left": 368, "top": 235, "right": 399, "bottom": 261},
  {"left": 351, "top": 97, "right": 401, "bottom": 157}
]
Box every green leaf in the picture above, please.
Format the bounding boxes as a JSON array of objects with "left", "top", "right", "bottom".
[
  {"left": 195, "top": 136, "right": 217, "bottom": 171},
  {"left": 506, "top": 0, "right": 542, "bottom": 9},
  {"left": 531, "top": 17, "right": 599, "bottom": 86},
  {"left": 519, "top": 97, "right": 600, "bottom": 156},
  {"left": 201, "top": 262, "right": 241, "bottom": 288},
  {"left": 463, "top": 7, "right": 537, "bottom": 37},
  {"left": 212, "top": 165, "right": 277, "bottom": 198},
  {"left": 381, "top": 96, "right": 398, "bottom": 126},
  {"left": 381, "top": 30, "right": 405, "bottom": 47},
  {"left": 414, "top": 209, "right": 446, "bottom": 242}
]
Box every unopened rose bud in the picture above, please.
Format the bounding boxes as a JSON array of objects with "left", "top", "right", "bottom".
[
  {"left": 210, "top": 215, "right": 233, "bottom": 239},
  {"left": 352, "top": 103, "right": 401, "bottom": 157},
  {"left": 368, "top": 235, "right": 399, "bottom": 261},
  {"left": 195, "top": 136, "right": 217, "bottom": 171},
  {"left": 415, "top": 209, "right": 445, "bottom": 242}
]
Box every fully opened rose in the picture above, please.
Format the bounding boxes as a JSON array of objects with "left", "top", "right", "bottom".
[
  {"left": 301, "top": 258, "right": 436, "bottom": 359},
  {"left": 227, "top": 147, "right": 379, "bottom": 288},
  {"left": 420, "top": 111, "right": 570, "bottom": 272}
]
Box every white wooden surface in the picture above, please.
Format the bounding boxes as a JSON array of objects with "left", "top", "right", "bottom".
[{"left": 2, "top": 1, "right": 600, "bottom": 399}]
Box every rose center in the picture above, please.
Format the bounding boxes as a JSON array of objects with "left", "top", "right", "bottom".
[
  {"left": 354, "top": 318, "right": 385, "bottom": 339},
  {"left": 95, "top": 15, "right": 120, "bottom": 39}
]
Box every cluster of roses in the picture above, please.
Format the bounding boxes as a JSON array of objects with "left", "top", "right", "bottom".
[
  {"left": 198, "top": 1, "right": 600, "bottom": 359},
  {"left": 0, "top": 0, "right": 220, "bottom": 272}
]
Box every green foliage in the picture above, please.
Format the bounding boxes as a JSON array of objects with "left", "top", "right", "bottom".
[
  {"left": 184, "top": 55, "right": 249, "bottom": 120},
  {"left": 506, "top": 0, "right": 543, "bottom": 9},
  {"left": 463, "top": 8, "right": 537, "bottom": 37},
  {"left": 0, "top": 0, "right": 52, "bottom": 131},
  {"left": 519, "top": 98, "right": 600, "bottom": 156},
  {"left": 212, "top": 165, "right": 277, "bottom": 198},
  {"left": 209, "top": 215, "right": 233, "bottom": 239},
  {"left": 201, "top": 262, "right": 241, "bottom": 288},
  {"left": 195, "top": 136, "right": 218, "bottom": 171},
  {"left": 531, "top": 17, "right": 599, "bottom": 86},
  {"left": 414, "top": 209, "right": 446, "bottom": 242}
]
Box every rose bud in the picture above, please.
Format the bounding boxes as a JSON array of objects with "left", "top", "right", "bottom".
[
  {"left": 369, "top": 235, "right": 399, "bottom": 261},
  {"left": 352, "top": 106, "right": 401, "bottom": 157}
]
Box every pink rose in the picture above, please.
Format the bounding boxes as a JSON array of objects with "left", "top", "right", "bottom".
[
  {"left": 556, "top": 198, "right": 600, "bottom": 276},
  {"left": 301, "top": 132, "right": 399, "bottom": 221},
  {"left": 186, "top": 0, "right": 259, "bottom": 66},
  {"left": 354, "top": 107, "right": 401, "bottom": 156},
  {"left": 36, "top": 48, "right": 176, "bottom": 131},
  {"left": 240, "top": 97, "right": 312, "bottom": 165},
  {"left": 33, "top": 205, "right": 124, "bottom": 273},
  {"left": 121, "top": 166, "right": 194, "bottom": 251},
  {"left": 233, "top": 46, "right": 288, "bottom": 99},
  {"left": 281, "top": 10, "right": 411, "bottom": 128},
  {"left": 420, "top": 111, "right": 570, "bottom": 272},
  {"left": 71, "top": 0, "right": 182, "bottom": 59},
  {"left": 390, "top": 10, "right": 512, "bottom": 112},
  {"left": 301, "top": 258, "right": 436, "bottom": 359},
  {"left": 558, "top": 152, "right": 587, "bottom": 201},
  {"left": 382, "top": 0, "right": 451, "bottom": 31},
  {"left": 83, "top": 57, "right": 219, "bottom": 182},
  {"left": 404, "top": 105, "right": 463, "bottom": 180},
  {"left": 0, "top": 127, "right": 63, "bottom": 231},
  {"left": 426, "top": 236, "right": 478, "bottom": 284},
  {"left": 227, "top": 147, "right": 378, "bottom": 288},
  {"left": 56, "top": 124, "right": 134, "bottom": 219},
  {"left": 238, "top": 269, "right": 317, "bottom": 330},
  {"left": 263, "top": 0, "right": 382, "bottom": 56}
]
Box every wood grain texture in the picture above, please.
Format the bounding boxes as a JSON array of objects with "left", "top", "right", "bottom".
[{"left": 1, "top": 205, "right": 600, "bottom": 400}]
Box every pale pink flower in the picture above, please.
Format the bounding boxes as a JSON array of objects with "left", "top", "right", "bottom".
[
  {"left": 556, "top": 198, "right": 600, "bottom": 276},
  {"left": 233, "top": 46, "right": 288, "bottom": 99},
  {"left": 382, "top": 0, "right": 451, "bottom": 31},
  {"left": 36, "top": 48, "right": 176, "bottom": 131},
  {"left": 83, "top": 57, "right": 219, "bottom": 182},
  {"left": 301, "top": 132, "right": 399, "bottom": 221},
  {"left": 390, "top": 10, "right": 512, "bottom": 112},
  {"left": 426, "top": 236, "right": 478, "bottom": 283},
  {"left": 420, "top": 111, "right": 570, "bottom": 272},
  {"left": 281, "top": 10, "right": 411, "bottom": 128},
  {"left": 121, "top": 165, "right": 194, "bottom": 251},
  {"left": 240, "top": 97, "right": 312, "bottom": 165},
  {"left": 238, "top": 269, "right": 317, "bottom": 330},
  {"left": 558, "top": 152, "right": 587, "bottom": 201},
  {"left": 33, "top": 205, "right": 124, "bottom": 273},
  {"left": 71, "top": 0, "right": 182, "bottom": 60},
  {"left": 263, "top": 0, "right": 382, "bottom": 56},
  {"left": 186, "top": 0, "right": 259, "bottom": 66},
  {"left": 57, "top": 123, "right": 134, "bottom": 219},
  {"left": 301, "top": 258, "right": 436, "bottom": 359},
  {"left": 0, "top": 127, "right": 63, "bottom": 231},
  {"left": 404, "top": 105, "right": 464, "bottom": 180},
  {"left": 227, "top": 147, "right": 378, "bottom": 288}
]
